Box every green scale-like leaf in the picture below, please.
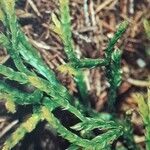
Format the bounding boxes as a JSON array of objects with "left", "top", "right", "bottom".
[
  {"left": 71, "top": 117, "right": 119, "bottom": 132},
  {"left": 0, "top": 65, "right": 86, "bottom": 121},
  {"left": 0, "top": 0, "right": 131, "bottom": 149},
  {"left": 42, "top": 104, "right": 123, "bottom": 150},
  {"left": 0, "top": 80, "right": 43, "bottom": 105},
  {"left": 2, "top": 113, "right": 41, "bottom": 150}
]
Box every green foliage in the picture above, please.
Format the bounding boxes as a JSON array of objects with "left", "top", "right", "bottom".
[
  {"left": 3, "top": 112, "right": 41, "bottom": 150},
  {"left": 134, "top": 89, "right": 150, "bottom": 150},
  {"left": 120, "top": 110, "right": 140, "bottom": 150},
  {"left": 105, "top": 21, "right": 128, "bottom": 112},
  {"left": 143, "top": 19, "right": 150, "bottom": 40},
  {"left": 42, "top": 103, "right": 123, "bottom": 149},
  {"left": 71, "top": 117, "right": 119, "bottom": 133},
  {"left": 143, "top": 19, "right": 150, "bottom": 58},
  {"left": 0, "top": 80, "right": 43, "bottom": 105},
  {"left": 0, "top": 0, "right": 133, "bottom": 150},
  {"left": 51, "top": 0, "right": 89, "bottom": 107}
]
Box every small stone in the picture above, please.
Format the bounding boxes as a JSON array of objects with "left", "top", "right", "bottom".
[{"left": 136, "top": 58, "right": 146, "bottom": 68}]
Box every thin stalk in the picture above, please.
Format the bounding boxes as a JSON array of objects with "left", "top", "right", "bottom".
[
  {"left": 120, "top": 111, "right": 140, "bottom": 150},
  {"left": 42, "top": 105, "right": 90, "bottom": 148},
  {"left": 59, "top": 0, "right": 78, "bottom": 63},
  {"left": 28, "top": 76, "right": 86, "bottom": 121},
  {"left": 145, "top": 123, "right": 150, "bottom": 150},
  {"left": 1, "top": 30, "right": 70, "bottom": 101},
  {"left": 107, "top": 49, "right": 122, "bottom": 112},
  {"left": 105, "top": 21, "right": 128, "bottom": 59},
  {"left": 146, "top": 88, "right": 150, "bottom": 150},
  {"left": 2, "top": 113, "right": 41, "bottom": 150},
  {"left": 76, "top": 58, "right": 108, "bottom": 68},
  {"left": 59, "top": 0, "right": 90, "bottom": 107},
  {"left": 0, "top": 0, "right": 32, "bottom": 75},
  {"left": 135, "top": 93, "right": 150, "bottom": 150},
  {"left": 75, "top": 70, "right": 90, "bottom": 107},
  {"left": 0, "top": 64, "right": 28, "bottom": 84},
  {"left": 0, "top": 80, "right": 42, "bottom": 105},
  {"left": 105, "top": 21, "right": 128, "bottom": 112},
  {"left": 42, "top": 104, "right": 123, "bottom": 149},
  {"left": 0, "top": 65, "right": 86, "bottom": 121}
]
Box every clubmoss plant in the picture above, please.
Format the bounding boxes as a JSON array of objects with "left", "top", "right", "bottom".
[
  {"left": 134, "top": 89, "right": 150, "bottom": 150},
  {"left": 0, "top": 0, "right": 134, "bottom": 149},
  {"left": 143, "top": 19, "right": 150, "bottom": 57},
  {"left": 143, "top": 19, "right": 150, "bottom": 40},
  {"left": 51, "top": 0, "right": 90, "bottom": 108}
]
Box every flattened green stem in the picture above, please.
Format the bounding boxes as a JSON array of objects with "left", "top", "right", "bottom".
[
  {"left": 18, "top": 31, "right": 58, "bottom": 83},
  {"left": 0, "top": 33, "right": 34, "bottom": 75},
  {"left": 105, "top": 21, "right": 128, "bottom": 112},
  {"left": 74, "top": 70, "right": 90, "bottom": 107},
  {"left": 146, "top": 88, "right": 150, "bottom": 150},
  {"left": 74, "top": 58, "right": 108, "bottom": 68},
  {"left": 0, "top": 0, "right": 32, "bottom": 75},
  {"left": 43, "top": 104, "right": 122, "bottom": 149},
  {"left": 18, "top": 31, "right": 75, "bottom": 102},
  {"left": 75, "top": 70, "right": 90, "bottom": 107},
  {"left": 145, "top": 123, "right": 150, "bottom": 150},
  {"left": 0, "top": 33, "right": 9, "bottom": 47},
  {"left": 58, "top": 0, "right": 90, "bottom": 106},
  {"left": 0, "top": 64, "right": 28, "bottom": 84},
  {"left": 43, "top": 97, "right": 59, "bottom": 111},
  {"left": 71, "top": 117, "right": 118, "bottom": 132},
  {"left": 0, "top": 65, "right": 85, "bottom": 121},
  {"left": 105, "top": 21, "right": 128, "bottom": 59},
  {"left": 2, "top": 113, "right": 41, "bottom": 150},
  {"left": 91, "top": 128, "right": 123, "bottom": 149},
  {"left": 143, "top": 19, "right": 150, "bottom": 40},
  {"left": 1, "top": 31, "right": 76, "bottom": 108},
  {"left": 28, "top": 76, "right": 86, "bottom": 121},
  {"left": 66, "top": 144, "right": 79, "bottom": 150},
  {"left": 59, "top": 58, "right": 107, "bottom": 69},
  {"left": 106, "top": 49, "right": 122, "bottom": 112},
  {"left": 135, "top": 91, "right": 150, "bottom": 150},
  {"left": 121, "top": 112, "right": 140, "bottom": 150},
  {"left": 1, "top": 0, "right": 61, "bottom": 84},
  {"left": 0, "top": 81, "right": 43, "bottom": 105},
  {"left": 0, "top": 32, "right": 73, "bottom": 103},
  {"left": 0, "top": 0, "right": 17, "bottom": 46},
  {"left": 42, "top": 105, "right": 89, "bottom": 148},
  {"left": 59, "top": 0, "right": 78, "bottom": 62}
]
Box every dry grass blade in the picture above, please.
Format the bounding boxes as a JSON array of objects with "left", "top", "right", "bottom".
[{"left": 0, "top": 120, "right": 18, "bottom": 139}]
